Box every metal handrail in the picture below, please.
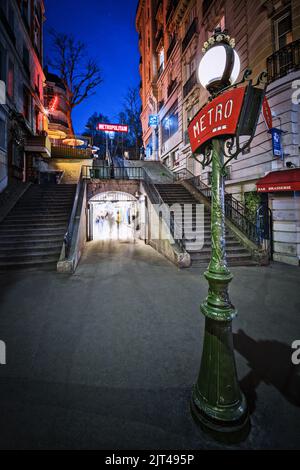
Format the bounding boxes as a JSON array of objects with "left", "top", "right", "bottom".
[
  {"left": 176, "top": 170, "right": 260, "bottom": 245},
  {"left": 64, "top": 168, "right": 83, "bottom": 256}
]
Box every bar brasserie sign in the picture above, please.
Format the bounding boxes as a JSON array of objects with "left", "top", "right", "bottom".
[{"left": 188, "top": 87, "right": 247, "bottom": 153}]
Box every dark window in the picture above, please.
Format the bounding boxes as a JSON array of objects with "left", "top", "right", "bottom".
[
  {"left": 23, "top": 86, "right": 30, "bottom": 121},
  {"left": 274, "top": 9, "right": 292, "bottom": 50},
  {"left": 0, "top": 44, "right": 6, "bottom": 81},
  {"left": 0, "top": 118, "right": 6, "bottom": 151},
  {"left": 23, "top": 44, "right": 30, "bottom": 76},
  {"left": 161, "top": 100, "right": 179, "bottom": 144}
]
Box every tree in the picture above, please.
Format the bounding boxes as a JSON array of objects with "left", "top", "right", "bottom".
[
  {"left": 48, "top": 30, "right": 102, "bottom": 136},
  {"left": 83, "top": 112, "right": 110, "bottom": 159},
  {"left": 122, "top": 87, "right": 142, "bottom": 159}
]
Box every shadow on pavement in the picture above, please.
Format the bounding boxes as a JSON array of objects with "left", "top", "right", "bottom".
[{"left": 233, "top": 329, "right": 300, "bottom": 414}]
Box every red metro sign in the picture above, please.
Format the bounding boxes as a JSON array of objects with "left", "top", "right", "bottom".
[
  {"left": 97, "top": 123, "right": 128, "bottom": 133},
  {"left": 188, "top": 87, "right": 247, "bottom": 153}
]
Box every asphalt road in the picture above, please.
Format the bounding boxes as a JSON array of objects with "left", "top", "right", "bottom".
[{"left": 0, "top": 240, "right": 299, "bottom": 449}]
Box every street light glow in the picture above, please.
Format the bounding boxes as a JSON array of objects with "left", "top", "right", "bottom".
[{"left": 198, "top": 44, "right": 241, "bottom": 92}]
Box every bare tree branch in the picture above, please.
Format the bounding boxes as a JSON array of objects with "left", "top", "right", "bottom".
[{"left": 47, "top": 29, "right": 102, "bottom": 135}]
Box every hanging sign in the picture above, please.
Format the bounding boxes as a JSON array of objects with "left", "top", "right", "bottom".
[
  {"left": 149, "top": 115, "right": 159, "bottom": 127},
  {"left": 188, "top": 86, "right": 246, "bottom": 153},
  {"left": 262, "top": 96, "right": 272, "bottom": 129},
  {"left": 269, "top": 127, "right": 283, "bottom": 159}
]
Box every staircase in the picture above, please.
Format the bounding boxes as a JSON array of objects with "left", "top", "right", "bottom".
[
  {"left": 0, "top": 184, "right": 76, "bottom": 270},
  {"left": 155, "top": 183, "right": 256, "bottom": 267}
]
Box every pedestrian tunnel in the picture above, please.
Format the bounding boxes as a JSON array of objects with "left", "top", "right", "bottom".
[{"left": 87, "top": 191, "right": 142, "bottom": 242}]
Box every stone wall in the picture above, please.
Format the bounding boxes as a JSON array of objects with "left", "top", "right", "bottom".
[
  {"left": 49, "top": 158, "right": 93, "bottom": 184},
  {"left": 87, "top": 179, "right": 141, "bottom": 201}
]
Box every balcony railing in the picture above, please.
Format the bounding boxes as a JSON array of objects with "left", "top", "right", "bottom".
[
  {"left": 182, "top": 17, "right": 198, "bottom": 53},
  {"left": 167, "top": 35, "right": 177, "bottom": 60},
  {"left": 167, "top": 78, "right": 177, "bottom": 97},
  {"left": 183, "top": 70, "right": 197, "bottom": 98},
  {"left": 267, "top": 39, "right": 300, "bottom": 83},
  {"left": 48, "top": 115, "right": 69, "bottom": 128},
  {"left": 51, "top": 144, "right": 93, "bottom": 159}
]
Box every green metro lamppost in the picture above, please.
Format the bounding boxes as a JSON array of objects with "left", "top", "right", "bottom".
[{"left": 188, "top": 28, "right": 267, "bottom": 439}]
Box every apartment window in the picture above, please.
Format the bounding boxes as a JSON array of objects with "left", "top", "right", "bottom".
[
  {"left": 273, "top": 9, "right": 292, "bottom": 50},
  {"left": 184, "top": 4, "right": 197, "bottom": 33},
  {"left": 161, "top": 100, "right": 179, "bottom": 144},
  {"left": 0, "top": 118, "right": 6, "bottom": 151},
  {"left": 0, "top": 44, "right": 6, "bottom": 81},
  {"left": 185, "top": 57, "right": 196, "bottom": 80},
  {"left": 7, "top": 59, "right": 14, "bottom": 98},
  {"left": 23, "top": 86, "right": 30, "bottom": 121}
]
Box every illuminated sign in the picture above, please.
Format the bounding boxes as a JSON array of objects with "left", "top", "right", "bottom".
[
  {"left": 149, "top": 115, "right": 159, "bottom": 127},
  {"left": 188, "top": 87, "right": 246, "bottom": 153},
  {"left": 262, "top": 96, "right": 272, "bottom": 129},
  {"left": 97, "top": 123, "right": 128, "bottom": 133},
  {"left": 269, "top": 127, "right": 283, "bottom": 159}
]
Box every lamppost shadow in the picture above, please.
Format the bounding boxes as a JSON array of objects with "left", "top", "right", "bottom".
[{"left": 233, "top": 329, "right": 300, "bottom": 414}]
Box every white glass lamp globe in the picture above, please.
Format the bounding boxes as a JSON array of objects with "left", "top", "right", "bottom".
[{"left": 197, "top": 44, "right": 240, "bottom": 93}]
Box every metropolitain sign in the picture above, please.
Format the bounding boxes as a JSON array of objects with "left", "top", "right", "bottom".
[
  {"left": 188, "top": 87, "right": 247, "bottom": 153},
  {"left": 97, "top": 123, "right": 129, "bottom": 133}
]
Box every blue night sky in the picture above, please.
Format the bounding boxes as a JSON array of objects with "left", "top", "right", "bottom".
[{"left": 44, "top": 0, "right": 140, "bottom": 134}]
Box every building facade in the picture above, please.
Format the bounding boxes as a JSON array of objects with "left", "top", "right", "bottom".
[
  {"left": 136, "top": 0, "right": 300, "bottom": 265},
  {"left": 0, "top": 0, "right": 49, "bottom": 192},
  {"left": 44, "top": 69, "right": 72, "bottom": 144}
]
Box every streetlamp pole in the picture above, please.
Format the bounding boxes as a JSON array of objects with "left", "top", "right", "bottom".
[
  {"left": 187, "top": 28, "right": 266, "bottom": 440},
  {"left": 191, "top": 137, "right": 248, "bottom": 437}
]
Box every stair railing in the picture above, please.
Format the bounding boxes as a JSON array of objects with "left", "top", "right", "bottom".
[
  {"left": 64, "top": 167, "right": 84, "bottom": 257},
  {"left": 176, "top": 170, "right": 260, "bottom": 245},
  {"left": 142, "top": 169, "right": 185, "bottom": 250}
]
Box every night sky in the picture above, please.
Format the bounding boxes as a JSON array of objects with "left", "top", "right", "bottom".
[{"left": 44, "top": 0, "right": 140, "bottom": 134}]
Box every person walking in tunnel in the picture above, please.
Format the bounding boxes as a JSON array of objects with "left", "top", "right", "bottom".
[{"left": 116, "top": 210, "right": 122, "bottom": 239}]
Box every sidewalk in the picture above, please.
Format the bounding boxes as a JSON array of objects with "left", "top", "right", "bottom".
[{"left": 0, "top": 240, "right": 299, "bottom": 449}]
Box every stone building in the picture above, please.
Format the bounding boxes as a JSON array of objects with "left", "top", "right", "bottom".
[
  {"left": 0, "top": 0, "right": 50, "bottom": 192},
  {"left": 136, "top": 0, "right": 300, "bottom": 265}
]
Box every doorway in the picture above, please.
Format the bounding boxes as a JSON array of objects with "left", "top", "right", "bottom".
[{"left": 88, "top": 191, "right": 139, "bottom": 242}]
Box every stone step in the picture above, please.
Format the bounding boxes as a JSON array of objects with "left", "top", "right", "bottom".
[
  {"left": 188, "top": 246, "right": 250, "bottom": 256},
  {"left": 0, "top": 227, "right": 66, "bottom": 237},
  {"left": 5, "top": 215, "right": 69, "bottom": 222},
  {"left": 0, "top": 258, "right": 58, "bottom": 270},
  {"left": 0, "top": 238, "right": 63, "bottom": 247},
  {"left": 1, "top": 220, "right": 68, "bottom": 228},
  {"left": 0, "top": 233, "right": 64, "bottom": 242},
  {"left": 0, "top": 250, "right": 61, "bottom": 263},
  {"left": 0, "top": 245, "right": 62, "bottom": 256}
]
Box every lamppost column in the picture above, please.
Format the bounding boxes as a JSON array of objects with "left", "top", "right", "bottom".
[{"left": 191, "top": 138, "right": 249, "bottom": 436}]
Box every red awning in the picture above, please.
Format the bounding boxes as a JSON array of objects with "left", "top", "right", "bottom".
[{"left": 256, "top": 168, "right": 300, "bottom": 193}]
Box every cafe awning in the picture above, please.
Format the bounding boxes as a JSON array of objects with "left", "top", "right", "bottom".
[{"left": 256, "top": 168, "right": 300, "bottom": 193}]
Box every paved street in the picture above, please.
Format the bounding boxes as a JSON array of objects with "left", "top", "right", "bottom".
[{"left": 0, "top": 240, "right": 299, "bottom": 449}]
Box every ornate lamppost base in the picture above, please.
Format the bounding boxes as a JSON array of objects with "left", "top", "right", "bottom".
[
  {"left": 190, "top": 312, "right": 250, "bottom": 443},
  {"left": 190, "top": 392, "right": 250, "bottom": 443}
]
